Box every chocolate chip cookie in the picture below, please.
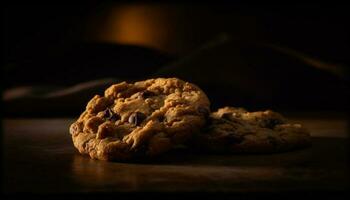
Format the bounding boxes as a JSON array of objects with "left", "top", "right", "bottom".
[
  {"left": 194, "top": 107, "right": 311, "bottom": 153},
  {"left": 69, "top": 78, "right": 210, "bottom": 161}
]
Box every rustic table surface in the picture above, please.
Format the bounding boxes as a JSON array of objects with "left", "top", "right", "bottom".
[{"left": 2, "top": 113, "right": 349, "bottom": 198}]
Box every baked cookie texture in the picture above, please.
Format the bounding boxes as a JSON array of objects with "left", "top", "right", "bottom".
[
  {"left": 70, "top": 78, "right": 210, "bottom": 161},
  {"left": 194, "top": 107, "right": 311, "bottom": 153}
]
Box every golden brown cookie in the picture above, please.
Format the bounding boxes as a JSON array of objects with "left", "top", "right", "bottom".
[
  {"left": 69, "top": 78, "right": 210, "bottom": 161},
  {"left": 194, "top": 107, "right": 311, "bottom": 153}
]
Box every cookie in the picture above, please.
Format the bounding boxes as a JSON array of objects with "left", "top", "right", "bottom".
[
  {"left": 194, "top": 107, "right": 311, "bottom": 153},
  {"left": 69, "top": 78, "right": 210, "bottom": 161}
]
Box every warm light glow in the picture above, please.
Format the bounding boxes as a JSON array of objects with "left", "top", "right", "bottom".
[{"left": 97, "top": 5, "right": 170, "bottom": 52}]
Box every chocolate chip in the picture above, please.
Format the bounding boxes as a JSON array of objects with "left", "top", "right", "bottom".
[
  {"left": 128, "top": 112, "right": 147, "bottom": 126},
  {"left": 157, "top": 115, "right": 165, "bottom": 122},
  {"left": 140, "top": 90, "right": 155, "bottom": 99},
  {"left": 103, "top": 108, "right": 120, "bottom": 121},
  {"left": 198, "top": 106, "right": 209, "bottom": 118},
  {"left": 221, "top": 113, "right": 232, "bottom": 120},
  {"left": 103, "top": 108, "right": 112, "bottom": 118},
  {"left": 109, "top": 114, "right": 120, "bottom": 121}
]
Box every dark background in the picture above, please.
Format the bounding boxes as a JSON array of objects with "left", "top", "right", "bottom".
[
  {"left": 2, "top": 3, "right": 350, "bottom": 198},
  {"left": 2, "top": 2, "right": 349, "bottom": 117}
]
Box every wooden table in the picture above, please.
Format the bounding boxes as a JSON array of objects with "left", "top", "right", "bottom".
[{"left": 2, "top": 114, "right": 349, "bottom": 198}]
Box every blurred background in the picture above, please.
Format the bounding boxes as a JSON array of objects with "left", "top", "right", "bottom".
[{"left": 2, "top": 2, "right": 349, "bottom": 117}]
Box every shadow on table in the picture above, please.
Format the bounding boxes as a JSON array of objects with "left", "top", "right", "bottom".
[{"left": 69, "top": 137, "right": 348, "bottom": 193}]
